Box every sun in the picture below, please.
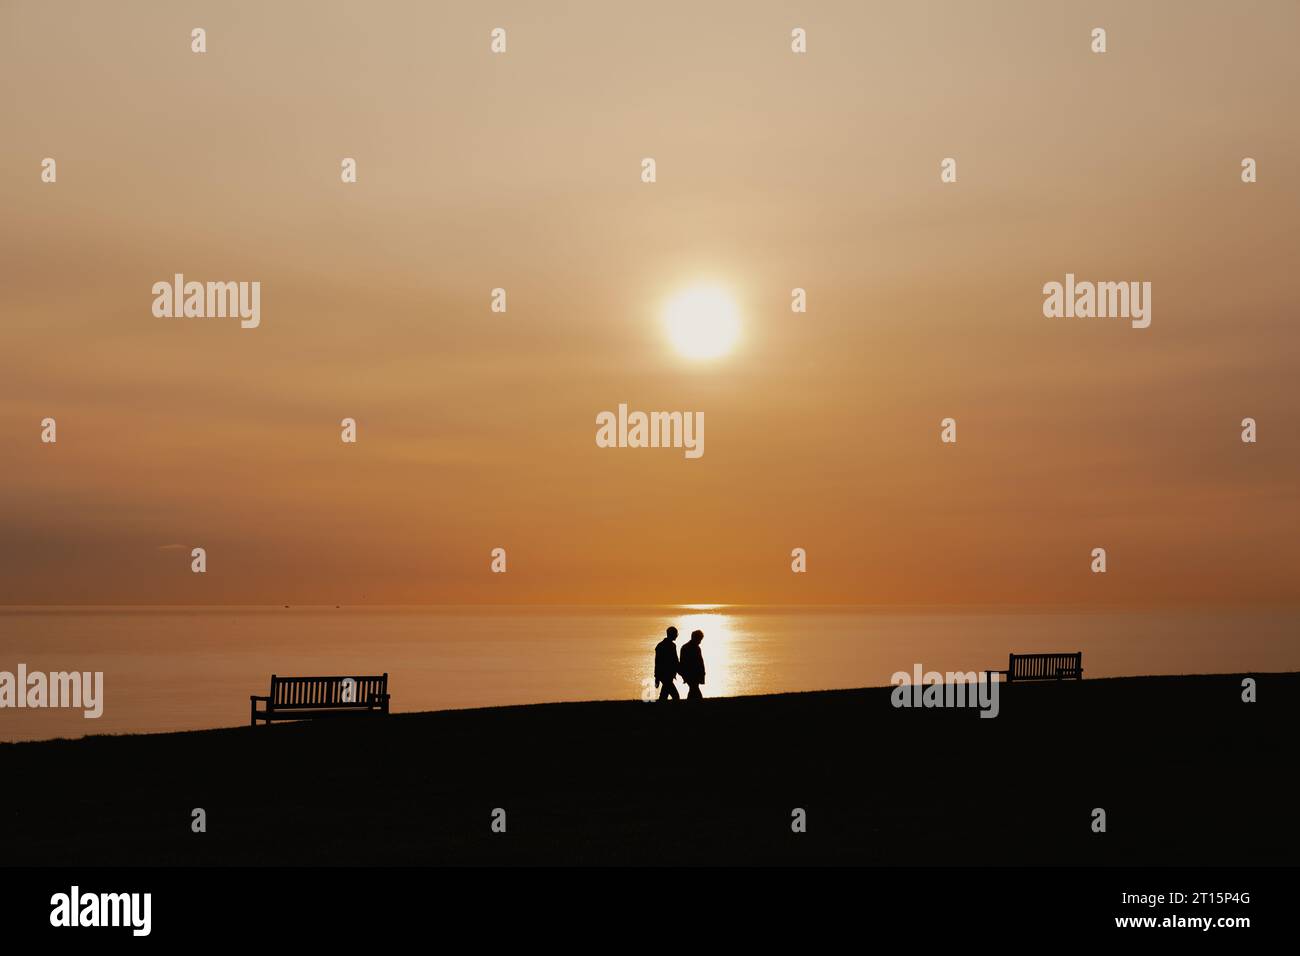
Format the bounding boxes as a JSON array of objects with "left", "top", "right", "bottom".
[{"left": 662, "top": 284, "right": 741, "bottom": 360}]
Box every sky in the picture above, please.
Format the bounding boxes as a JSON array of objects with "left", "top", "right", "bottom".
[{"left": 1, "top": 0, "right": 1297, "bottom": 606}]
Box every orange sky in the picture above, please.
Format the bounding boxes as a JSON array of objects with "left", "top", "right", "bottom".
[{"left": 2, "top": 1, "right": 1297, "bottom": 606}]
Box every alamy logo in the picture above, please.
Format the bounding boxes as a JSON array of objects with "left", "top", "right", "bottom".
[
  {"left": 50, "top": 886, "right": 151, "bottom": 936},
  {"left": 152, "top": 274, "right": 261, "bottom": 329},
  {"left": 595, "top": 404, "right": 704, "bottom": 459},
  {"left": 890, "top": 664, "right": 1000, "bottom": 719},
  {"left": 1042, "top": 273, "right": 1151, "bottom": 328},
  {"left": 0, "top": 664, "right": 103, "bottom": 718}
]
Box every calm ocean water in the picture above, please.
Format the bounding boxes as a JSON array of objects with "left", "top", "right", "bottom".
[{"left": 1, "top": 606, "right": 1296, "bottom": 742}]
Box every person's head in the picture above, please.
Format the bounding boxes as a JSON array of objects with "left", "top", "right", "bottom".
[
  {"left": 666, "top": 626, "right": 678, "bottom": 641},
  {"left": 691, "top": 629, "right": 703, "bottom": 644}
]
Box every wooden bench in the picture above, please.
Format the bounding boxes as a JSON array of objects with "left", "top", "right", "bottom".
[
  {"left": 988, "top": 652, "right": 1083, "bottom": 688},
  {"left": 249, "top": 674, "right": 390, "bottom": 726}
]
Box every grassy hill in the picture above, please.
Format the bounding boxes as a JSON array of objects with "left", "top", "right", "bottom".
[{"left": 2, "top": 672, "right": 1295, "bottom": 865}]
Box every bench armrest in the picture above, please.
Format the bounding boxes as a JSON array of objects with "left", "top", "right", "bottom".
[{"left": 250, "top": 695, "right": 269, "bottom": 702}]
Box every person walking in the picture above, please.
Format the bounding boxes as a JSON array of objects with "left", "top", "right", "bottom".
[{"left": 679, "top": 629, "right": 706, "bottom": 700}]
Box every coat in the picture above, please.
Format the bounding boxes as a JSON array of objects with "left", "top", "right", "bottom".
[
  {"left": 654, "top": 638, "right": 679, "bottom": 684},
  {"left": 679, "top": 642, "right": 705, "bottom": 685}
]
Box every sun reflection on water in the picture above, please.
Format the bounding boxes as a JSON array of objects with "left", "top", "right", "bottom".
[{"left": 666, "top": 610, "right": 752, "bottom": 699}]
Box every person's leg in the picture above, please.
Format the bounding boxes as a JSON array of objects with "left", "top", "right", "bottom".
[
  {"left": 687, "top": 683, "right": 702, "bottom": 700},
  {"left": 659, "top": 680, "right": 678, "bottom": 701}
]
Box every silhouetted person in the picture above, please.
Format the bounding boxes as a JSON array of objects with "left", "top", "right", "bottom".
[
  {"left": 654, "top": 626, "right": 680, "bottom": 701},
  {"left": 679, "top": 629, "right": 706, "bottom": 699}
]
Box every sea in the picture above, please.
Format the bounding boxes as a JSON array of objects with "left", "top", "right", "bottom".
[{"left": 1, "top": 605, "right": 1296, "bottom": 742}]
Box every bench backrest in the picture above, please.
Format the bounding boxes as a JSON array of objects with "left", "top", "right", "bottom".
[
  {"left": 1008, "top": 653, "right": 1082, "bottom": 681},
  {"left": 269, "top": 674, "right": 387, "bottom": 709}
]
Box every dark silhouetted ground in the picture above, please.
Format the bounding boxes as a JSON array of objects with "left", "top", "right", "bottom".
[{"left": 1, "top": 673, "right": 1294, "bottom": 865}]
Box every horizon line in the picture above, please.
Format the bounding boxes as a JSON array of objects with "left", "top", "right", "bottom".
[{"left": 3, "top": 601, "right": 1298, "bottom": 612}]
